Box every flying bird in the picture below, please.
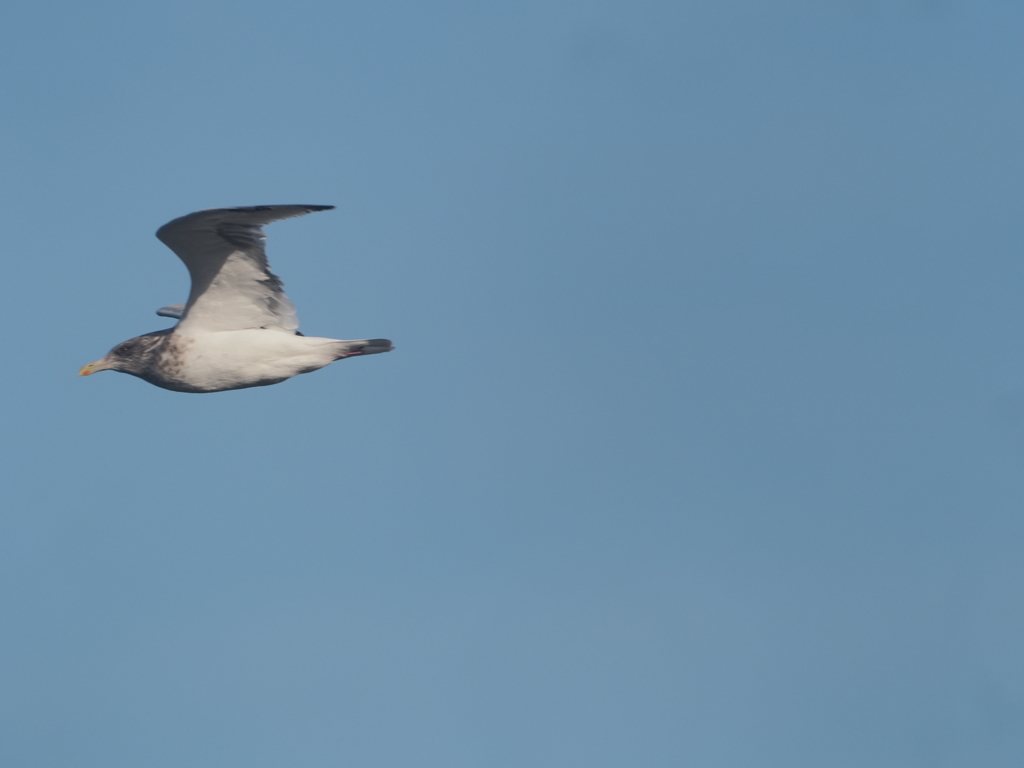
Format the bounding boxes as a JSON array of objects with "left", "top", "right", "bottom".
[{"left": 80, "top": 205, "right": 393, "bottom": 393}]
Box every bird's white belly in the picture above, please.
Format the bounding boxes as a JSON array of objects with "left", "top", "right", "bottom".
[{"left": 160, "top": 330, "right": 340, "bottom": 392}]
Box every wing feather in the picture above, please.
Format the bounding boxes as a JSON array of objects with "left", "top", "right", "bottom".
[
  {"left": 156, "top": 303, "right": 185, "bottom": 319},
  {"left": 155, "top": 205, "right": 334, "bottom": 333}
]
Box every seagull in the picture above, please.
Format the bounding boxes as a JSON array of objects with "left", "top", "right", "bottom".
[{"left": 79, "top": 205, "right": 393, "bottom": 393}]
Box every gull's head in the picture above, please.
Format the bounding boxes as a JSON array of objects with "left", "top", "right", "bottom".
[{"left": 79, "top": 337, "right": 152, "bottom": 377}]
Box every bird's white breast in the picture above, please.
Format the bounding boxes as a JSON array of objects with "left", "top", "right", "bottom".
[{"left": 159, "top": 330, "right": 341, "bottom": 392}]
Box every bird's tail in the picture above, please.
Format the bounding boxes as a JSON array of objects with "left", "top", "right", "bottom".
[{"left": 333, "top": 339, "right": 394, "bottom": 359}]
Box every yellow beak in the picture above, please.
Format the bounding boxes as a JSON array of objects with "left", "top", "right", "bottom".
[{"left": 79, "top": 360, "right": 103, "bottom": 376}]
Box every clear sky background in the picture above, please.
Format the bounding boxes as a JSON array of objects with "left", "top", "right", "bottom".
[{"left": 2, "top": 1, "right": 1023, "bottom": 766}]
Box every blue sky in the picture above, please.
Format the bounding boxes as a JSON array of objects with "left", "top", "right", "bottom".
[{"left": 2, "top": 1, "right": 1024, "bottom": 765}]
